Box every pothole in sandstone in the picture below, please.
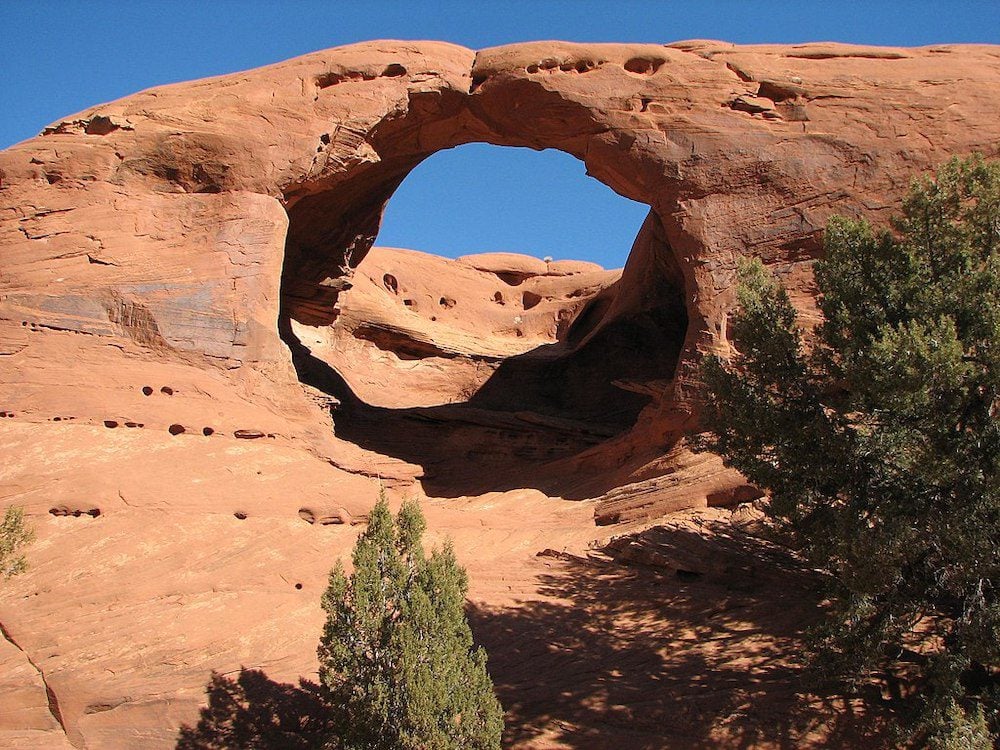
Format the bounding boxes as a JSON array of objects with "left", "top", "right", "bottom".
[{"left": 278, "top": 145, "right": 688, "bottom": 498}]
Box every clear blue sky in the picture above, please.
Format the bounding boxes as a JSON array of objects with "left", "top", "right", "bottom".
[{"left": 3, "top": 1, "right": 998, "bottom": 267}]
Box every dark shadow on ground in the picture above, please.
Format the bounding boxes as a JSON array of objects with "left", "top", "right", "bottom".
[
  {"left": 468, "top": 521, "right": 892, "bottom": 749},
  {"left": 279, "top": 312, "right": 683, "bottom": 500},
  {"left": 175, "top": 669, "right": 335, "bottom": 750},
  {"left": 175, "top": 522, "right": 893, "bottom": 749}
]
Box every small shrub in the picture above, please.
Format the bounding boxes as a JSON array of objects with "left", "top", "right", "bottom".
[
  {"left": 0, "top": 505, "right": 34, "bottom": 580},
  {"left": 318, "top": 491, "right": 503, "bottom": 749}
]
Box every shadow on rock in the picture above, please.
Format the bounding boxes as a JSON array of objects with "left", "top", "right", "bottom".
[
  {"left": 175, "top": 669, "right": 335, "bottom": 749},
  {"left": 468, "top": 521, "right": 891, "bottom": 749},
  {"left": 176, "top": 522, "right": 892, "bottom": 749},
  {"left": 280, "top": 317, "right": 676, "bottom": 500}
]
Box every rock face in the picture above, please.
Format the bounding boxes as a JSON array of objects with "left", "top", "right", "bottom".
[{"left": 1, "top": 40, "right": 999, "bottom": 748}]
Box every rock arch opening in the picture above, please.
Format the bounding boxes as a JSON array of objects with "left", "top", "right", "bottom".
[
  {"left": 375, "top": 143, "right": 649, "bottom": 267},
  {"left": 279, "top": 140, "right": 689, "bottom": 497}
]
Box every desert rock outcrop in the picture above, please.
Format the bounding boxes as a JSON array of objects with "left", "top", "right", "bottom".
[{"left": 1, "top": 40, "right": 999, "bottom": 748}]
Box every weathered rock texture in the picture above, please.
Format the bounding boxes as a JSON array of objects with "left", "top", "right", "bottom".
[{"left": 1, "top": 40, "right": 999, "bottom": 748}]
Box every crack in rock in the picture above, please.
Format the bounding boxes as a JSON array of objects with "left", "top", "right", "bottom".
[{"left": 0, "top": 618, "right": 84, "bottom": 749}]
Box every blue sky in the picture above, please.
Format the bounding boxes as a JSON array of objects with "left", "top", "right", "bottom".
[{"left": 3, "top": 1, "right": 998, "bottom": 267}]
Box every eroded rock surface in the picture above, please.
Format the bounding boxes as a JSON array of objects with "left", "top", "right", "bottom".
[{"left": 1, "top": 40, "right": 999, "bottom": 748}]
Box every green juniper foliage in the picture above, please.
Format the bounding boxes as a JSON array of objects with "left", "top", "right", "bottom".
[
  {"left": 701, "top": 156, "right": 1000, "bottom": 746},
  {"left": 1, "top": 506, "right": 34, "bottom": 580},
  {"left": 318, "top": 491, "right": 503, "bottom": 750}
]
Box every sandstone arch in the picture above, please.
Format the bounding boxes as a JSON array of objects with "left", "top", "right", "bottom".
[
  {"left": 2, "top": 39, "right": 1000, "bottom": 749},
  {"left": 280, "top": 133, "right": 690, "bottom": 500},
  {"left": 3, "top": 40, "right": 1000, "bottom": 519}
]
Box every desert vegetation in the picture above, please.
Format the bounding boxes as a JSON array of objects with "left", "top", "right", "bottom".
[
  {"left": 319, "top": 493, "right": 503, "bottom": 750},
  {"left": 0, "top": 505, "right": 33, "bottom": 580},
  {"left": 178, "top": 493, "right": 503, "bottom": 749},
  {"left": 702, "top": 156, "right": 1000, "bottom": 747},
  {"left": 316, "top": 492, "right": 503, "bottom": 749}
]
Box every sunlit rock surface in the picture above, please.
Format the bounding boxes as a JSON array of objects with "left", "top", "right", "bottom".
[{"left": 1, "top": 39, "right": 999, "bottom": 748}]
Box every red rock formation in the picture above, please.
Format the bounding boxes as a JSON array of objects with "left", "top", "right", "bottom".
[{"left": 1, "top": 40, "right": 999, "bottom": 748}]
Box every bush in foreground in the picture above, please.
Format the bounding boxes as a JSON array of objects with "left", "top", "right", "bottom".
[
  {"left": 318, "top": 492, "right": 503, "bottom": 750},
  {"left": 701, "top": 157, "right": 1000, "bottom": 746}
]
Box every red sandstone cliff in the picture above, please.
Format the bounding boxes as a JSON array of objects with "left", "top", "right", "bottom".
[{"left": 1, "top": 40, "right": 999, "bottom": 748}]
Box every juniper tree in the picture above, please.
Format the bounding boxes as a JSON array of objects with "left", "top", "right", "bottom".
[
  {"left": 701, "top": 157, "right": 1000, "bottom": 747},
  {"left": 317, "top": 492, "right": 503, "bottom": 750}
]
